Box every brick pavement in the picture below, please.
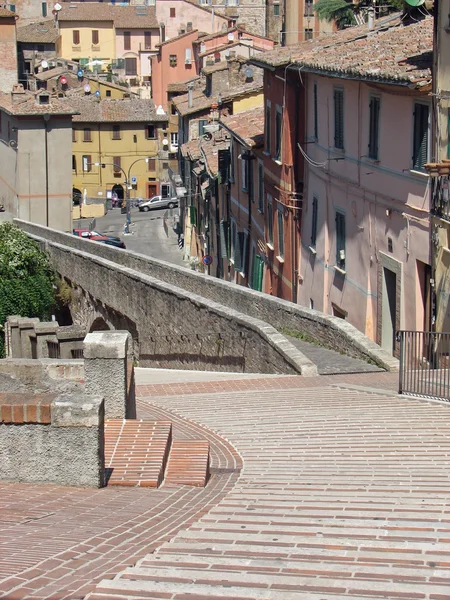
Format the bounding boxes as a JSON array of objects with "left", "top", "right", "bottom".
[
  {"left": 0, "top": 370, "right": 437, "bottom": 600},
  {"left": 89, "top": 373, "right": 450, "bottom": 599}
]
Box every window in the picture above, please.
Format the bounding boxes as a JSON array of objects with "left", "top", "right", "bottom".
[
  {"left": 275, "top": 106, "right": 283, "bottom": 161},
  {"left": 265, "top": 100, "right": 271, "bottom": 154},
  {"left": 248, "top": 159, "right": 254, "bottom": 203},
  {"left": 41, "top": 2, "right": 47, "bottom": 17},
  {"left": 334, "top": 88, "right": 344, "bottom": 150},
  {"left": 170, "top": 7, "right": 176, "bottom": 17},
  {"left": 313, "top": 82, "right": 318, "bottom": 140},
  {"left": 311, "top": 196, "right": 318, "bottom": 248},
  {"left": 144, "top": 31, "right": 151, "bottom": 49},
  {"left": 72, "top": 128, "right": 76, "bottom": 142},
  {"left": 169, "top": 54, "right": 177, "bottom": 67},
  {"left": 267, "top": 194, "right": 273, "bottom": 246},
  {"left": 250, "top": 247, "right": 264, "bottom": 291},
  {"left": 237, "top": 231, "right": 248, "bottom": 275},
  {"left": 124, "top": 31, "right": 131, "bottom": 51},
  {"left": 273, "top": 2, "right": 280, "bottom": 15},
  {"left": 335, "top": 210, "right": 346, "bottom": 271},
  {"left": 230, "top": 138, "right": 235, "bottom": 182},
  {"left": 185, "top": 48, "right": 192, "bottom": 64},
  {"left": 113, "top": 156, "right": 121, "bottom": 175},
  {"left": 147, "top": 158, "right": 156, "bottom": 171},
  {"left": 106, "top": 90, "right": 111, "bottom": 97},
  {"left": 83, "top": 127, "right": 91, "bottom": 142},
  {"left": 198, "top": 119, "right": 208, "bottom": 136},
  {"left": 73, "top": 30, "right": 80, "bottom": 45},
  {"left": 146, "top": 124, "right": 156, "bottom": 138},
  {"left": 170, "top": 132, "right": 178, "bottom": 148},
  {"left": 412, "top": 102, "right": 430, "bottom": 172},
  {"left": 9, "top": 4, "right": 15, "bottom": 12},
  {"left": 92, "top": 30, "right": 99, "bottom": 45},
  {"left": 304, "top": 0, "right": 313, "bottom": 16},
  {"left": 125, "top": 57, "right": 137, "bottom": 75},
  {"left": 161, "top": 184, "right": 170, "bottom": 198},
  {"left": 112, "top": 125, "right": 121, "bottom": 140},
  {"left": 72, "top": 155, "right": 76, "bottom": 171},
  {"left": 230, "top": 219, "right": 237, "bottom": 264},
  {"left": 368, "top": 96, "right": 380, "bottom": 160},
  {"left": 82, "top": 155, "right": 91, "bottom": 172},
  {"left": 241, "top": 155, "right": 248, "bottom": 191},
  {"left": 304, "top": 28, "right": 313, "bottom": 40},
  {"left": 258, "top": 162, "right": 264, "bottom": 212},
  {"left": 277, "top": 207, "right": 284, "bottom": 259}
]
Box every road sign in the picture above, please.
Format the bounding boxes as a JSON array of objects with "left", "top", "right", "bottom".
[
  {"left": 131, "top": 176, "right": 137, "bottom": 185},
  {"left": 202, "top": 255, "right": 213, "bottom": 266}
]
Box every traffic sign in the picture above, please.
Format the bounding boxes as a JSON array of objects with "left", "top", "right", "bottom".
[{"left": 202, "top": 255, "right": 213, "bottom": 266}]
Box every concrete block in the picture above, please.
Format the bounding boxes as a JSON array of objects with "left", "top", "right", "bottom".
[
  {"left": 84, "top": 331, "right": 130, "bottom": 359},
  {"left": 18, "top": 318, "right": 40, "bottom": 359},
  {"left": 52, "top": 393, "right": 104, "bottom": 428},
  {"left": 34, "top": 321, "right": 59, "bottom": 358}
]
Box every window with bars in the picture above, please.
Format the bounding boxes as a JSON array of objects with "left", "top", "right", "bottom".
[
  {"left": 333, "top": 88, "right": 344, "bottom": 150},
  {"left": 412, "top": 102, "right": 429, "bottom": 172},
  {"left": 311, "top": 196, "right": 318, "bottom": 248},
  {"left": 277, "top": 207, "right": 284, "bottom": 259},
  {"left": 368, "top": 95, "right": 380, "bottom": 160},
  {"left": 258, "top": 162, "right": 264, "bottom": 213},
  {"left": 144, "top": 31, "right": 151, "bottom": 49},
  {"left": 112, "top": 125, "right": 121, "bottom": 140},
  {"left": 73, "top": 30, "right": 80, "bottom": 45},
  {"left": 92, "top": 30, "right": 99, "bottom": 45},
  {"left": 265, "top": 101, "right": 271, "bottom": 154},
  {"left": 124, "top": 31, "right": 131, "bottom": 51},
  {"left": 267, "top": 195, "right": 273, "bottom": 246},
  {"left": 113, "top": 156, "right": 121, "bottom": 175},
  {"left": 82, "top": 155, "right": 91, "bottom": 172},
  {"left": 335, "top": 210, "right": 346, "bottom": 271},
  {"left": 313, "top": 82, "right": 318, "bottom": 140},
  {"left": 83, "top": 128, "right": 91, "bottom": 142},
  {"left": 275, "top": 106, "right": 282, "bottom": 161}
]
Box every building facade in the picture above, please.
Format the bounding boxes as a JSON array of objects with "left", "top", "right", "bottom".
[{"left": 0, "top": 8, "right": 18, "bottom": 93}]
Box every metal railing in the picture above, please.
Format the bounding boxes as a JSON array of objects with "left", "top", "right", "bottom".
[
  {"left": 47, "top": 341, "right": 61, "bottom": 359},
  {"left": 398, "top": 330, "right": 450, "bottom": 401}
]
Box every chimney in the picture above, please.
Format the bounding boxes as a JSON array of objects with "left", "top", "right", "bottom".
[{"left": 11, "top": 84, "right": 26, "bottom": 103}]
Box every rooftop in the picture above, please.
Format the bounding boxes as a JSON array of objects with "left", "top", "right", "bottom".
[
  {"left": 167, "top": 76, "right": 201, "bottom": 94},
  {"left": 70, "top": 96, "right": 167, "bottom": 123},
  {"left": 173, "top": 79, "right": 263, "bottom": 117},
  {"left": 0, "top": 89, "right": 76, "bottom": 116},
  {"left": 251, "top": 14, "right": 433, "bottom": 87},
  {"left": 155, "top": 29, "right": 199, "bottom": 48},
  {"left": 57, "top": 4, "right": 159, "bottom": 28},
  {"left": 220, "top": 105, "right": 264, "bottom": 149},
  {"left": 0, "top": 7, "right": 16, "bottom": 17},
  {"left": 16, "top": 19, "right": 59, "bottom": 44}
]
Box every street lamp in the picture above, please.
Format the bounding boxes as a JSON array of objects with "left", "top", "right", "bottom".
[{"left": 94, "top": 157, "right": 151, "bottom": 233}]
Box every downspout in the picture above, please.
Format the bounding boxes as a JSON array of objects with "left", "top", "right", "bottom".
[{"left": 43, "top": 114, "right": 50, "bottom": 226}]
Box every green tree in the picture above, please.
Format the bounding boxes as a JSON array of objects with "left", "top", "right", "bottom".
[
  {"left": 0, "top": 222, "right": 56, "bottom": 357},
  {"left": 313, "top": 0, "right": 357, "bottom": 28}
]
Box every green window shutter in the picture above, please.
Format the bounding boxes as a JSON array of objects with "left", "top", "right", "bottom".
[
  {"left": 252, "top": 254, "right": 264, "bottom": 291},
  {"left": 334, "top": 89, "right": 344, "bottom": 150},
  {"left": 190, "top": 205, "right": 197, "bottom": 226},
  {"left": 219, "top": 220, "right": 229, "bottom": 258},
  {"left": 234, "top": 231, "right": 243, "bottom": 272},
  {"left": 413, "top": 103, "right": 429, "bottom": 171}
]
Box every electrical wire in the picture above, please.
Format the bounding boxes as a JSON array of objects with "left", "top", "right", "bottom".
[{"left": 297, "top": 142, "right": 328, "bottom": 168}]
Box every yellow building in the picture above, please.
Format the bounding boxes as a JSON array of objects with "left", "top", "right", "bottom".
[{"left": 70, "top": 95, "right": 169, "bottom": 204}]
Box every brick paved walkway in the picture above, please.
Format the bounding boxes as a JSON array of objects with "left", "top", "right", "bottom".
[{"left": 2, "top": 369, "right": 446, "bottom": 600}]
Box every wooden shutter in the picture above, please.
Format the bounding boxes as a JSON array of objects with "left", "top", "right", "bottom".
[
  {"left": 92, "top": 30, "right": 99, "bottom": 45},
  {"left": 368, "top": 96, "right": 380, "bottom": 160},
  {"left": 73, "top": 30, "right": 80, "bottom": 45},
  {"left": 113, "top": 156, "right": 121, "bottom": 173},
  {"left": 334, "top": 89, "right": 344, "bottom": 149},
  {"left": 144, "top": 31, "right": 151, "bottom": 49},
  {"left": 413, "top": 103, "right": 429, "bottom": 171},
  {"left": 125, "top": 57, "right": 137, "bottom": 76},
  {"left": 124, "top": 31, "right": 131, "bottom": 51},
  {"left": 112, "top": 125, "right": 120, "bottom": 140},
  {"left": 83, "top": 128, "right": 91, "bottom": 142},
  {"left": 147, "top": 158, "right": 156, "bottom": 171}
]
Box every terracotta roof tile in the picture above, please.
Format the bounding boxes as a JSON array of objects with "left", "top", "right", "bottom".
[
  {"left": 181, "top": 131, "right": 229, "bottom": 176},
  {"left": 156, "top": 29, "right": 198, "bottom": 48},
  {"left": 167, "top": 76, "right": 201, "bottom": 93},
  {"left": 16, "top": 19, "right": 59, "bottom": 44},
  {"left": 57, "top": 4, "right": 158, "bottom": 28},
  {"left": 70, "top": 96, "right": 167, "bottom": 123},
  {"left": 0, "top": 90, "right": 77, "bottom": 116},
  {"left": 0, "top": 7, "right": 16, "bottom": 17},
  {"left": 251, "top": 15, "right": 432, "bottom": 87},
  {"left": 220, "top": 105, "right": 264, "bottom": 148}
]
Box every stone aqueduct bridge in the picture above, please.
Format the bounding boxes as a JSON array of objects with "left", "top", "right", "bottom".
[{"left": 16, "top": 220, "right": 398, "bottom": 375}]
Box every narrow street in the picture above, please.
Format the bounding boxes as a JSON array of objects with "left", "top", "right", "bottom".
[{"left": 73, "top": 205, "right": 186, "bottom": 267}]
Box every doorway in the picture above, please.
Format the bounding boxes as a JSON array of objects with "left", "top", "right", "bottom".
[
  {"left": 147, "top": 183, "right": 157, "bottom": 198},
  {"left": 112, "top": 184, "right": 124, "bottom": 201},
  {"left": 381, "top": 267, "right": 397, "bottom": 353}
]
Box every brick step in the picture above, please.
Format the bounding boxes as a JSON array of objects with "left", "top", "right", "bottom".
[
  {"left": 105, "top": 419, "right": 172, "bottom": 488},
  {"left": 165, "top": 440, "right": 210, "bottom": 487}
]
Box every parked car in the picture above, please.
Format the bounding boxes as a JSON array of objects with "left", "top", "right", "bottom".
[
  {"left": 73, "top": 228, "right": 122, "bottom": 243},
  {"left": 73, "top": 229, "right": 126, "bottom": 249},
  {"left": 138, "top": 195, "right": 178, "bottom": 212}
]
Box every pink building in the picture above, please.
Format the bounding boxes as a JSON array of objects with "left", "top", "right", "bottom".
[
  {"left": 253, "top": 16, "right": 433, "bottom": 356},
  {"left": 155, "top": 0, "right": 228, "bottom": 41}
]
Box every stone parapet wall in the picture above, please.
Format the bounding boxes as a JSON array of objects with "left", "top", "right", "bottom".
[
  {"left": 14, "top": 220, "right": 398, "bottom": 372},
  {"left": 0, "top": 392, "right": 105, "bottom": 487}
]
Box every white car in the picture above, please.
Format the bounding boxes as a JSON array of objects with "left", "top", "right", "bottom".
[{"left": 138, "top": 195, "right": 178, "bottom": 212}]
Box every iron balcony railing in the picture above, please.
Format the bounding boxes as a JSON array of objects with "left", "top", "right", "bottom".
[{"left": 398, "top": 330, "right": 450, "bottom": 401}]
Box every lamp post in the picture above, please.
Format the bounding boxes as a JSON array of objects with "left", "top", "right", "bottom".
[{"left": 94, "top": 157, "right": 151, "bottom": 233}]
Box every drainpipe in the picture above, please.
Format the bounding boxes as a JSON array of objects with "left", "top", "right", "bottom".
[{"left": 43, "top": 114, "right": 50, "bottom": 226}]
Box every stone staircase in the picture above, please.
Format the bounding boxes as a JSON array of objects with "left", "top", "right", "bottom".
[{"left": 105, "top": 419, "right": 210, "bottom": 488}]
